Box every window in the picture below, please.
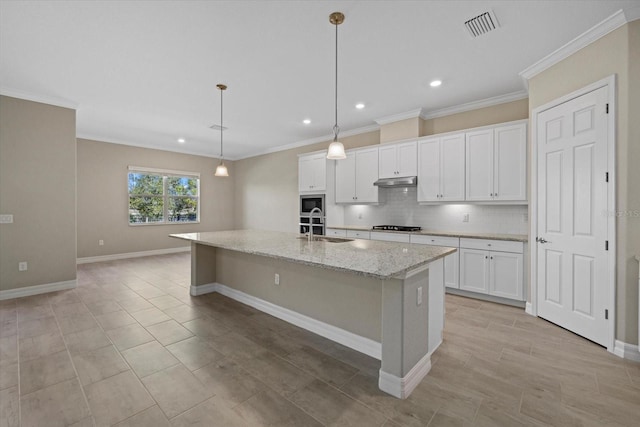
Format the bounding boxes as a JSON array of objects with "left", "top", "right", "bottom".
[{"left": 128, "top": 166, "right": 200, "bottom": 225}]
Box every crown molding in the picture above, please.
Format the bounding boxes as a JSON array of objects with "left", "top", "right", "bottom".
[
  {"left": 519, "top": 8, "right": 637, "bottom": 87},
  {"left": 234, "top": 124, "right": 380, "bottom": 160},
  {"left": 76, "top": 132, "right": 234, "bottom": 160},
  {"left": 375, "top": 108, "right": 424, "bottom": 125},
  {"left": 0, "top": 86, "right": 78, "bottom": 110},
  {"left": 420, "top": 91, "right": 528, "bottom": 120}
]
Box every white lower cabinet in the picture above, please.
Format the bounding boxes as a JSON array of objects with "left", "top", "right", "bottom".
[
  {"left": 459, "top": 238, "right": 524, "bottom": 301},
  {"left": 326, "top": 228, "right": 347, "bottom": 237},
  {"left": 410, "top": 235, "right": 459, "bottom": 289},
  {"left": 346, "top": 230, "right": 370, "bottom": 239}
]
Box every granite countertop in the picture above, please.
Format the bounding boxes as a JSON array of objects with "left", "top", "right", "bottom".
[
  {"left": 327, "top": 225, "right": 528, "bottom": 242},
  {"left": 170, "top": 230, "right": 455, "bottom": 280}
]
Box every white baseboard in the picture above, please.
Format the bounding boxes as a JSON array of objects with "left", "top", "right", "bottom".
[
  {"left": 77, "top": 247, "right": 190, "bottom": 264},
  {"left": 613, "top": 340, "right": 640, "bottom": 362},
  {"left": 525, "top": 302, "right": 534, "bottom": 316},
  {"left": 378, "top": 351, "right": 432, "bottom": 399},
  {"left": 190, "top": 282, "right": 218, "bottom": 296},
  {"left": 0, "top": 279, "right": 77, "bottom": 300},
  {"left": 193, "top": 282, "right": 382, "bottom": 360}
]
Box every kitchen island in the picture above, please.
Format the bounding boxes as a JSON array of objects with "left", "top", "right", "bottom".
[{"left": 170, "top": 230, "right": 455, "bottom": 398}]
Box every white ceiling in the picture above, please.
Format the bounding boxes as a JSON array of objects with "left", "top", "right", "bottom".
[{"left": 1, "top": 1, "right": 637, "bottom": 160}]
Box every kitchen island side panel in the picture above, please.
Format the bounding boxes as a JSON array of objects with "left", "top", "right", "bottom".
[{"left": 214, "top": 248, "right": 383, "bottom": 341}]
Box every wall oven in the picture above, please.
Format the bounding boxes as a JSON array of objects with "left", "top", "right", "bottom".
[{"left": 299, "top": 194, "right": 325, "bottom": 235}]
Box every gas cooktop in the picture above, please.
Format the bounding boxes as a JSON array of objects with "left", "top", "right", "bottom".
[{"left": 372, "top": 225, "right": 422, "bottom": 232}]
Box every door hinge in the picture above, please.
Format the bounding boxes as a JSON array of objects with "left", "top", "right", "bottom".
[
  {"left": 605, "top": 240, "right": 609, "bottom": 251},
  {"left": 605, "top": 172, "right": 609, "bottom": 182},
  {"left": 605, "top": 309, "right": 609, "bottom": 320},
  {"left": 606, "top": 103, "right": 609, "bottom": 114}
]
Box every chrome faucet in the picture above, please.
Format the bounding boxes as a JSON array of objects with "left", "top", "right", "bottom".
[{"left": 308, "top": 207, "right": 323, "bottom": 243}]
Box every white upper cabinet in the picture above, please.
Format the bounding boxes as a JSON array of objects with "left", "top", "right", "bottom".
[
  {"left": 378, "top": 140, "right": 417, "bottom": 178},
  {"left": 298, "top": 153, "right": 327, "bottom": 192},
  {"left": 493, "top": 123, "right": 527, "bottom": 201},
  {"left": 465, "top": 122, "right": 526, "bottom": 201},
  {"left": 335, "top": 147, "right": 379, "bottom": 203},
  {"left": 417, "top": 133, "right": 465, "bottom": 202}
]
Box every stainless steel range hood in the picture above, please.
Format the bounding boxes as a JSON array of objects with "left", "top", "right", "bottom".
[{"left": 373, "top": 176, "right": 418, "bottom": 188}]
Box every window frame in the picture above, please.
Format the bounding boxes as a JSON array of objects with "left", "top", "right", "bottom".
[{"left": 127, "top": 166, "right": 201, "bottom": 226}]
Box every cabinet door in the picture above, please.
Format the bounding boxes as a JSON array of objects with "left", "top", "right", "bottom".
[
  {"left": 311, "top": 154, "right": 327, "bottom": 192},
  {"left": 298, "top": 156, "right": 314, "bottom": 192},
  {"left": 417, "top": 138, "right": 440, "bottom": 202},
  {"left": 493, "top": 123, "right": 526, "bottom": 201},
  {"left": 440, "top": 134, "right": 465, "bottom": 201},
  {"left": 465, "top": 130, "right": 494, "bottom": 201},
  {"left": 489, "top": 251, "right": 524, "bottom": 300},
  {"left": 396, "top": 141, "right": 417, "bottom": 177},
  {"left": 378, "top": 144, "right": 397, "bottom": 179},
  {"left": 459, "top": 248, "right": 489, "bottom": 294},
  {"left": 354, "top": 148, "right": 379, "bottom": 203},
  {"left": 444, "top": 251, "right": 459, "bottom": 289},
  {"left": 335, "top": 152, "right": 356, "bottom": 203}
]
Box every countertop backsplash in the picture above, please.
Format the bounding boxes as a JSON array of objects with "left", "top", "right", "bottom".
[{"left": 342, "top": 187, "right": 528, "bottom": 235}]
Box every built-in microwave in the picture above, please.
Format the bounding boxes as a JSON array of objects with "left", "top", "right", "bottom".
[{"left": 300, "top": 194, "right": 325, "bottom": 216}]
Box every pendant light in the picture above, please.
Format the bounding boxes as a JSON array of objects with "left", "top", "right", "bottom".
[
  {"left": 326, "top": 12, "right": 347, "bottom": 160},
  {"left": 214, "top": 83, "right": 229, "bottom": 177}
]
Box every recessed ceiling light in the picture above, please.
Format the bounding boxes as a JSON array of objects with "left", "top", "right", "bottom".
[
  {"left": 430, "top": 80, "right": 442, "bottom": 87},
  {"left": 177, "top": 138, "right": 186, "bottom": 144},
  {"left": 303, "top": 119, "right": 311, "bottom": 124},
  {"left": 355, "top": 103, "right": 365, "bottom": 109}
]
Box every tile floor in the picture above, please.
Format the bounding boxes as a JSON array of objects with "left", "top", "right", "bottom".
[{"left": 0, "top": 252, "right": 639, "bottom": 426}]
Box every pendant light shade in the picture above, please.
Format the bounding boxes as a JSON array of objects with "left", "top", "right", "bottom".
[
  {"left": 214, "top": 83, "right": 229, "bottom": 177},
  {"left": 326, "top": 12, "right": 347, "bottom": 160}
]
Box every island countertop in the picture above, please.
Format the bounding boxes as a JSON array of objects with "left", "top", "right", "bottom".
[{"left": 170, "top": 230, "right": 455, "bottom": 280}]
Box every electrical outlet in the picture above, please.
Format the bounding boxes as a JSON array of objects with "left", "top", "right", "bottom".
[
  {"left": 463, "top": 213, "right": 470, "bottom": 222},
  {"left": 358, "top": 213, "right": 363, "bottom": 219},
  {"left": 98, "top": 240, "right": 104, "bottom": 246},
  {"left": 0, "top": 214, "right": 13, "bottom": 224},
  {"left": 417, "top": 286, "right": 423, "bottom": 306},
  {"left": 274, "top": 273, "right": 280, "bottom": 285},
  {"left": 18, "top": 261, "right": 28, "bottom": 271}
]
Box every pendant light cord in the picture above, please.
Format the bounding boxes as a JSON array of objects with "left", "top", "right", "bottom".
[
  {"left": 333, "top": 20, "right": 339, "bottom": 142},
  {"left": 220, "top": 88, "right": 224, "bottom": 159}
]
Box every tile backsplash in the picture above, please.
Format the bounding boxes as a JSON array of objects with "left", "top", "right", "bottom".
[{"left": 343, "top": 187, "right": 528, "bottom": 235}]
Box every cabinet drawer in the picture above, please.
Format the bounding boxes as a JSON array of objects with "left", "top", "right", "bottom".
[
  {"left": 370, "top": 231, "right": 410, "bottom": 243},
  {"left": 411, "top": 234, "right": 459, "bottom": 247},
  {"left": 325, "top": 228, "right": 347, "bottom": 237},
  {"left": 459, "top": 238, "right": 523, "bottom": 253},
  {"left": 346, "top": 230, "right": 370, "bottom": 239}
]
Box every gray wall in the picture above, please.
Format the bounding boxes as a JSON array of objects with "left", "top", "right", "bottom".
[
  {"left": 76, "top": 139, "right": 235, "bottom": 258},
  {"left": 0, "top": 96, "right": 77, "bottom": 292}
]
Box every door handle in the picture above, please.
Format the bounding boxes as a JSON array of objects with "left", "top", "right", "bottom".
[{"left": 536, "top": 237, "right": 551, "bottom": 244}]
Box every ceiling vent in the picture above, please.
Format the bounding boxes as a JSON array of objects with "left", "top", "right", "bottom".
[
  {"left": 209, "top": 124, "right": 228, "bottom": 131},
  {"left": 464, "top": 10, "right": 499, "bottom": 38}
]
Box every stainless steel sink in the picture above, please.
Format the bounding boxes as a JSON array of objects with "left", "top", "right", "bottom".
[{"left": 298, "top": 236, "right": 354, "bottom": 243}]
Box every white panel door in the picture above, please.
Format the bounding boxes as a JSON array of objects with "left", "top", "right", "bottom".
[
  {"left": 417, "top": 138, "right": 440, "bottom": 202},
  {"left": 440, "top": 133, "right": 465, "bottom": 201},
  {"left": 378, "top": 144, "right": 397, "bottom": 179},
  {"left": 459, "top": 248, "right": 489, "bottom": 294},
  {"left": 465, "top": 130, "right": 494, "bottom": 201},
  {"left": 444, "top": 251, "right": 459, "bottom": 289},
  {"left": 489, "top": 251, "right": 523, "bottom": 300},
  {"left": 536, "top": 86, "right": 609, "bottom": 346},
  {"left": 354, "top": 148, "right": 379, "bottom": 203},
  {"left": 335, "top": 152, "right": 355, "bottom": 203},
  {"left": 397, "top": 141, "right": 417, "bottom": 177},
  {"left": 494, "top": 123, "right": 527, "bottom": 201}
]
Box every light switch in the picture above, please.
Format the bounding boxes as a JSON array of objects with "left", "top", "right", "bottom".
[{"left": 0, "top": 214, "right": 13, "bottom": 224}]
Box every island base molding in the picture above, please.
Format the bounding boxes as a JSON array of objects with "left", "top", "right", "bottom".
[
  {"left": 191, "top": 281, "right": 382, "bottom": 360},
  {"left": 379, "top": 351, "right": 433, "bottom": 399}
]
